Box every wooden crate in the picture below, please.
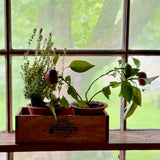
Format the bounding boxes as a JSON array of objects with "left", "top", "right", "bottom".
[{"left": 15, "top": 107, "right": 109, "bottom": 144}]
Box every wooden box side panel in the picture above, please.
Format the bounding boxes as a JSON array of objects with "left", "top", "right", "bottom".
[{"left": 16, "top": 108, "right": 109, "bottom": 144}]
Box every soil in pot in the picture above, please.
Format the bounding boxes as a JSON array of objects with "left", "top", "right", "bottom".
[{"left": 70, "top": 101, "right": 108, "bottom": 115}]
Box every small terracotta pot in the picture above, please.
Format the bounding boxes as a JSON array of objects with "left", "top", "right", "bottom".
[
  {"left": 27, "top": 104, "right": 63, "bottom": 115},
  {"left": 70, "top": 101, "right": 108, "bottom": 115}
]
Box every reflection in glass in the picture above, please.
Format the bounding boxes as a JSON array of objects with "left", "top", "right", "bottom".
[
  {"left": 129, "top": 0, "right": 160, "bottom": 49},
  {"left": 12, "top": 0, "right": 123, "bottom": 49}
]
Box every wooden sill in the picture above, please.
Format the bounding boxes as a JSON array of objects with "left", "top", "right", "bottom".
[{"left": 0, "top": 130, "right": 160, "bottom": 152}]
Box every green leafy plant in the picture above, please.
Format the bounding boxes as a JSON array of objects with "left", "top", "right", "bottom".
[
  {"left": 64, "top": 58, "right": 159, "bottom": 119},
  {"left": 45, "top": 59, "right": 95, "bottom": 116},
  {"left": 21, "top": 29, "right": 158, "bottom": 120},
  {"left": 21, "top": 28, "right": 95, "bottom": 118},
  {"left": 21, "top": 28, "right": 57, "bottom": 108}
]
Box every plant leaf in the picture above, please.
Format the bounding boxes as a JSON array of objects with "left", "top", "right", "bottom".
[
  {"left": 67, "top": 86, "right": 78, "bottom": 100},
  {"left": 69, "top": 60, "right": 95, "bottom": 73},
  {"left": 110, "top": 81, "right": 120, "bottom": 88},
  {"left": 121, "top": 81, "right": 132, "bottom": 103},
  {"left": 110, "top": 71, "right": 117, "bottom": 78},
  {"left": 124, "top": 102, "right": 138, "bottom": 120},
  {"left": 77, "top": 100, "right": 89, "bottom": 108},
  {"left": 144, "top": 76, "right": 159, "bottom": 84},
  {"left": 53, "top": 54, "right": 59, "bottom": 65},
  {"left": 60, "top": 96, "right": 69, "bottom": 108},
  {"left": 118, "top": 59, "right": 122, "bottom": 65},
  {"left": 132, "top": 86, "right": 141, "bottom": 106},
  {"left": 102, "top": 86, "right": 111, "bottom": 99},
  {"left": 49, "top": 101, "right": 57, "bottom": 121},
  {"left": 65, "top": 75, "right": 71, "bottom": 84},
  {"left": 133, "top": 58, "right": 140, "bottom": 68},
  {"left": 130, "top": 68, "right": 139, "bottom": 76}
]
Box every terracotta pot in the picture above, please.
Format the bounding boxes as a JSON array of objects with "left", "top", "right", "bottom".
[
  {"left": 70, "top": 101, "right": 108, "bottom": 115},
  {"left": 27, "top": 104, "right": 63, "bottom": 115}
]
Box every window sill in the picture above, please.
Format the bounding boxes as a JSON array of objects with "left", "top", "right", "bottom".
[{"left": 0, "top": 130, "right": 160, "bottom": 152}]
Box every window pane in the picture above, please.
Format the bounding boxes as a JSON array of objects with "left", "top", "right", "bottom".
[
  {"left": 12, "top": 0, "right": 123, "bottom": 49},
  {"left": 0, "top": 153, "right": 6, "bottom": 160},
  {"left": 12, "top": 56, "right": 120, "bottom": 129},
  {"left": 127, "top": 151, "right": 160, "bottom": 160},
  {"left": 127, "top": 56, "right": 160, "bottom": 129},
  {"left": 0, "top": 0, "right": 4, "bottom": 49},
  {"left": 12, "top": 56, "right": 30, "bottom": 129},
  {"left": 0, "top": 56, "right": 6, "bottom": 131},
  {"left": 15, "top": 151, "right": 119, "bottom": 160},
  {"left": 129, "top": 0, "right": 160, "bottom": 49}
]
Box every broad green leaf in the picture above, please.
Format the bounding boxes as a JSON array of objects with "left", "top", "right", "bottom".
[
  {"left": 110, "top": 71, "right": 117, "bottom": 78},
  {"left": 132, "top": 86, "right": 141, "bottom": 106},
  {"left": 110, "top": 81, "right": 120, "bottom": 88},
  {"left": 124, "top": 102, "right": 138, "bottom": 120},
  {"left": 60, "top": 96, "right": 69, "bottom": 108},
  {"left": 77, "top": 100, "right": 89, "bottom": 108},
  {"left": 102, "top": 86, "right": 111, "bottom": 99},
  {"left": 130, "top": 68, "right": 139, "bottom": 76},
  {"left": 118, "top": 59, "right": 122, "bottom": 65},
  {"left": 67, "top": 86, "right": 78, "bottom": 100},
  {"left": 133, "top": 58, "right": 140, "bottom": 68},
  {"left": 49, "top": 101, "right": 57, "bottom": 121},
  {"left": 69, "top": 60, "right": 95, "bottom": 73},
  {"left": 53, "top": 54, "right": 59, "bottom": 65},
  {"left": 65, "top": 75, "right": 71, "bottom": 84},
  {"left": 144, "top": 76, "right": 159, "bottom": 84},
  {"left": 121, "top": 81, "right": 132, "bottom": 103}
]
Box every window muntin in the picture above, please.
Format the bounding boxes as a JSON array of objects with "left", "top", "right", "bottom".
[
  {"left": 11, "top": 0, "right": 123, "bottom": 49},
  {"left": 0, "top": 56, "right": 6, "bottom": 131},
  {"left": 129, "top": 0, "right": 160, "bottom": 49},
  {"left": 0, "top": 0, "right": 4, "bottom": 49}
]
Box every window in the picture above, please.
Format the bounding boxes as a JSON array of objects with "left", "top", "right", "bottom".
[{"left": 1, "top": 0, "right": 160, "bottom": 160}]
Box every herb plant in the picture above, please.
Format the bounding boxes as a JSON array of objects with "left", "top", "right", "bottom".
[{"left": 21, "top": 28, "right": 58, "bottom": 108}]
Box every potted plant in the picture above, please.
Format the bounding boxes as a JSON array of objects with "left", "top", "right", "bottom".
[
  {"left": 65, "top": 58, "right": 159, "bottom": 119},
  {"left": 17, "top": 28, "right": 102, "bottom": 144},
  {"left": 20, "top": 28, "right": 95, "bottom": 118}
]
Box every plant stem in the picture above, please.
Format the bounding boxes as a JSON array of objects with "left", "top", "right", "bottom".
[
  {"left": 85, "top": 69, "right": 115, "bottom": 103},
  {"left": 88, "top": 90, "right": 102, "bottom": 102},
  {"left": 59, "top": 76, "right": 83, "bottom": 102}
]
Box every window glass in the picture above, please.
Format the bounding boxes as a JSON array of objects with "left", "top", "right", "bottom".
[
  {"left": 11, "top": 0, "right": 123, "bottom": 49},
  {"left": 0, "top": 153, "right": 6, "bottom": 160},
  {"left": 15, "top": 151, "right": 119, "bottom": 160},
  {"left": 127, "top": 150, "right": 160, "bottom": 160},
  {"left": 129, "top": 0, "right": 160, "bottom": 49},
  {"left": 0, "top": 56, "right": 6, "bottom": 131},
  {"left": 127, "top": 56, "right": 160, "bottom": 129},
  {"left": 12, "top": 56, "right": 120, "bottom": 129},
  {"left": 0, "top": 0, "right": 4, "bottom": 49}
]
